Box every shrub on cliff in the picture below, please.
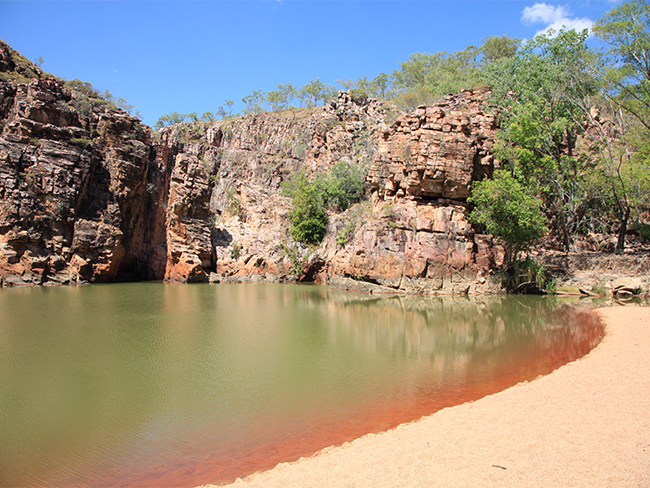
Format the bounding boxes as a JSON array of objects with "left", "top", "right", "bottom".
[
  {"left": 284, "top": 173, "right": 328, "bottom": 245},
  {"left": 283, "top": 162, "right": 367, "bottom": 245},
  {"left": 315, "top": 160, "right": 365, "bottom": 212},
  {"left": 468, "top": 170, "right": 547, "bottom": 264}
]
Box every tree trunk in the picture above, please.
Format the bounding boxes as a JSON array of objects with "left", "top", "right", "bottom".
[
  {"left": 616, "top": 207, "right": 630, "bottom": 254},
  {"left": 559, "top": 211, "right": 571, "bottom": 253}
]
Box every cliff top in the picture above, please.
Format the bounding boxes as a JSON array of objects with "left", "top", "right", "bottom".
[{"left": 0, "top": 39, "right": 56, "bottom": 83}]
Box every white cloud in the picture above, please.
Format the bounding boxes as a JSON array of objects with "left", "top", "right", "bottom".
[{"left": 522, "top": 3, "right": 593, "bottom": 37}]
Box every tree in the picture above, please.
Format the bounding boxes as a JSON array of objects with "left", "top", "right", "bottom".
[
  {"left": 391, "top": 47, "right": 482, "bottom": 98},
  {"left": 468, "top": 170, "right": 547, "bottom": 264},
  {"left": 583, "top": 0, "right": 650, "bottom": 252},
  {"left": 283, "top": 172, "right": 328, "bottom": 245},
  {"left": 480, "top": 35, "right": 521, "bottom": 65},
  {"left": 201, "top": 111, "right": 216, "bottom": 123},
  {"left": 593, "top": 0, "right": 650, "bottom": 132},
  {"left": 216, "top": 99, "right": 234, "bottom": 119},
  {"left": 155, "top": 111, "right": 188, "bottom": 129},
  {"left": 314, "top": 160, "right": 365, "bottom": 211},
  {"left": 298, "top": 79, "right": 336, "bottom": 107},
  {"left": 372, "top": 73, "right": 389, "bottom": 98},
  {"left": 486, "top": 29, "right": 598, "bottom": 251},
  {"left": 242, "top": 90, "right": 265, "bottom": 114},
  {"left": 265, "top": 83, "right": 297, "bottom": 111}
]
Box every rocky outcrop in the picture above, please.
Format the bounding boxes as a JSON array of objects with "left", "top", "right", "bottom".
[
  {"left": 164, "top": 154, "right": 213, "bottom": 282},
  {"left": 0, "top": 63, "right": 162, "bottom": 285},
  {"left": 311, "top": 91, "right": 501, "bottom": 294},
  {"left": 317, "top": 198, "right": 499, "bottom": 294},
  {"left": 202, "top": 91, "right": 390, "bottom": 284},
  {"left": 0, "top": 40, "right": 505, "bottom": 291},
  {"left": 201, "top": 91, "right": 502, "bottom": 293},
  {"left": 368, "top": 90, "right": 497, "bottom": 201}
]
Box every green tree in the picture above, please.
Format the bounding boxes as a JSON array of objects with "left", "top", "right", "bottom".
[
  {"left": 216, "top": 99, "right": 234, "bottom": 119},
  {"left": 372, "top": 72, "right": 389, "bottom": 98},
  {"left": 336, "top": 78, "right": 356, "bottom": 91},
  {"left": 586, "top": 0, "right": 650, "bottom": 251},
  {"left": 265, "top": 83, "right": 297, "bottom": 111},
  {"left": 283, "top": 172, "right": 328, "bottom": 245},
  {"left": 242, "top": 90, "right": 265, "bottom": 114},
  {"left": 314, "top": 160, "right": 365, "bottom": 211},
  {"left": 479, "top": 35, "right": 521, "bottom": 65},
  {"left": 468, "top": 170, "right": 547, "bottom": 263},
  {"left": 593, "top": 0, "right": 650, "bottom": 132},
  {"left": 299, "top": 79, "right": 336, "bottom": 107},
  {"left": 201, "top": 111, "right": 217, "bottom": 123},
  {"left": 155, "top": 111, "right": 188, "bottom": 129},
  {"left": 486, "top": 29, "right": 598, "bottom": 251},
  {"left": 391, "top": 47, "right": 481, "bottom": 98}
]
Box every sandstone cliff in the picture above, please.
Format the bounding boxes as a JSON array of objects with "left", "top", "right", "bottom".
[
  {"left": 0, "top": 41, "right": 162, "bottom": 285},
  {"left": 319, "top": 91, "right": 500, "bottom": 294},
  {"left": 0, "top": 40, "right": 501, "bottom": 292}
]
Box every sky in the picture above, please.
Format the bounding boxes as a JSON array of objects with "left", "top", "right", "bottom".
[{"left": 0, "top": 0, "right": 618, "bottom": 127}]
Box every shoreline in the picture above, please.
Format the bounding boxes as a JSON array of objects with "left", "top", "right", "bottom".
[{"left": 203, "top": 305, "right": 650, "bottom": 488}]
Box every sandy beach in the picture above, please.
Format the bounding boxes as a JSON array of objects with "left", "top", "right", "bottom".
[{"left": 204, "top": 305, "right": 650, "bottom": 488}]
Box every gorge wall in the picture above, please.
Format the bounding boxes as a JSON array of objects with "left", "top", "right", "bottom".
[{"left": 0, "top": 41, "right": 501, "bottom": 293}]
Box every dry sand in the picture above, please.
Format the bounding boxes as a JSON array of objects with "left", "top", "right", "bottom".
[{"left": 208, "top": 306, "right": 650, "bottom": 488}]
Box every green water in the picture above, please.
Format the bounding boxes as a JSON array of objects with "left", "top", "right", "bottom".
[{"left": 0, "top": 283, "right": 602, "bottom": 487}]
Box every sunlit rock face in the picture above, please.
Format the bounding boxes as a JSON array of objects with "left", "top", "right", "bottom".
[
  {"left": 0, "top": 43, "right": 161, "bottom": 285},
  {"left": 320, "top": 90, "right": 500, "bottom": 294},
  {"left": 0, "top": 40, "right": 500, "bottom": 289},
  {"left": 367, "top": 90, "right": 497, "bottom": 201}
]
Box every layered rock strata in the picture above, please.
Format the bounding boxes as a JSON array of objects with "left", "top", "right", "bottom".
[
  {"left": 0, "top": 73, "right": 160, "bottom": 285},
  {"left": 367, "top": 91, "right": 496, "bottom": 200},
  {"left": 0, "top": 40, "right": 502, "bottom": 291},
  {"left": 320, "top": 199, "right": 498, "bottom": 294}
]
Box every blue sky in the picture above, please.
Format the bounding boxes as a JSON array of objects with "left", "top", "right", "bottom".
[{"left": 1, "top": 0, "right": 617, "bottom": 127}]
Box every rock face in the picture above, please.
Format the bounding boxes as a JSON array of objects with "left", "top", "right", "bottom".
[
  {"left": 320, "top": 199, "right": 498, "bottom": 294},
  {"left": 368, "top": 90, "right": 497, "bottom": 200},
  {"left": 0, "top": 57, "right": 161, "bottom": 285},
  {"left": 164, "top": 153, "right": 212, "bottom": 282},
  {"left": 203, "top": 91, "right": 390, "bottom": 284},
  {"left": 313, "top": 91, "right": 500, "bottom": 294},
  {"left": 0, "top": 40, "right": 503, "bottom": 292}
]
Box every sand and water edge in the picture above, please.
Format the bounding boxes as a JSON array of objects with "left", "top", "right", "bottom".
[{"left": 199, "top": 305, "right": 649, "bottom": 488}]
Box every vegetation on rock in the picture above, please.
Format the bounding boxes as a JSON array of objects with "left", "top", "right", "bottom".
[
  {"left": 1, "top": 0, "right": 649, "bottom": 293},
  {"left": 468, "top": 170, "right": 547, "bottom": 264},
  {"left": 282, "top": 161, "right": 366, "bottom": 245}
]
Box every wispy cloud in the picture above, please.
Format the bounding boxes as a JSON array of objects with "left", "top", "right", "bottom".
[{"left": 522, "top": 3, "right": 593, "bottom": 37}]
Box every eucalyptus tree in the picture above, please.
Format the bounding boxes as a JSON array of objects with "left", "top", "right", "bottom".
[
  {"left": 593, "top": 0, "right": 650, "bottom": 131},
  {"left": 583, "top": 0, "right": 650, "bottom": 252},
  {"left": 265, "top": 83, "right": 297, "bottom": 111},
  {"left": 298, "top": 79, "right": 337, "bottom": 108},
  {"left": 469, "top": 170, "right": 547, "bottom": 264},
  {"left": 242, "top": 90, "right": 265, "bottom": 114},
  {"left": 485, "top": 29, "right": 598, "bottom": 251}
]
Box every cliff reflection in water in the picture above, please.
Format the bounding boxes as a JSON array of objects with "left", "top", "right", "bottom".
[{"left": 0, "top": 283, "right": 602, "bottom": 488}]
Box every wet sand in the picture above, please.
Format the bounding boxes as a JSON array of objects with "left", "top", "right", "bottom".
[{"left": 205, "top": 306, "right": 650, "bottom": 487}]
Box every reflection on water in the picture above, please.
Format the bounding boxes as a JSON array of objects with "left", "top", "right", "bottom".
[{"left": 0, "top": 284, "right": 603, "bottom": 487}]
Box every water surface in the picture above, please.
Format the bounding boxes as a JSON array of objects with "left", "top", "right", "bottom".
[{"left": 0, "top": 283, "right": 603, "bottom": 487}]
